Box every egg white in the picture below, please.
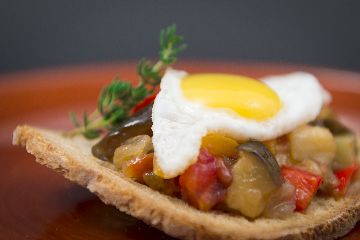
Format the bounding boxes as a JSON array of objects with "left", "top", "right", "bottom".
[{"left": 152, "top": 68, "right": 329, "bottom": 178}]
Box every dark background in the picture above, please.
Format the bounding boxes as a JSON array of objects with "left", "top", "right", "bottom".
[{"left": 1, "top": 0, "right": 360, "bottom": 74}]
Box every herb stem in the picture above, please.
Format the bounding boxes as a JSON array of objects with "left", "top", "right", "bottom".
[
  {"left": 65, "top": 116, "right": 103, "bottom": 137},
  {"left": 152, "top": 61, "right": 163, "bottom": 73},
  {"left": 89, "top": 109, "right": 100, "bottom": 119}
]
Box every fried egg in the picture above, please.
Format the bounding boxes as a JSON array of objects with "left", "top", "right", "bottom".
[{"left": 152, "top": 69, "right": 329, "bottom": 178}]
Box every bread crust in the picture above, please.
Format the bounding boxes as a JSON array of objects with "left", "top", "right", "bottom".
[{"left": 13, "top": 125, "right": 360, "bottom": 240}]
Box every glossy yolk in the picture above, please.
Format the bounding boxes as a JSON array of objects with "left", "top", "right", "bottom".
[{"left": 181, "top": 74, "right": 282, "bottom": 120}]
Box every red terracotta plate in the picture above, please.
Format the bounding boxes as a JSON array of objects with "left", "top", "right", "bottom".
[{"left": 1, "top": 61, "right": 359, "bottom": 240}]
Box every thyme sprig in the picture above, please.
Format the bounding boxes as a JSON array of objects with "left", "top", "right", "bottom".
[{"left": 67, "top": 24, "right": 186, "bottom": 139}]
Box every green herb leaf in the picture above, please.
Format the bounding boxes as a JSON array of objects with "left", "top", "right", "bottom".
[
  {"left": 137, "top": 59, "right": 162, "bottom": 85},
  {"left": 159, "top": 24, "right": 187, "bottom": 65}
]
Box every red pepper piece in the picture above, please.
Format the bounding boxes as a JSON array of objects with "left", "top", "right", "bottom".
[
  {"left": 132, "top": 93, "right": 157, "bottom": 115},
  {"left": 179, "top": 148, "right": 230, "bottom": 211},
  {"left": 281, "top": 166, "right": 323, "bottom": 211},
  {"left": 334, "top": 163, "right": 358, "bottom": 196}
]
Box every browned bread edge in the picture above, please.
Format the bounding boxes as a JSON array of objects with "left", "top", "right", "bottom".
[{"left": 13, "top": 125, "right": 360, "bottom": 240}]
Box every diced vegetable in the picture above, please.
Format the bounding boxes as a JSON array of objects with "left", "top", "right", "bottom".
[
  {"left": 143, "top": 171, "right": 165, "bottom": 190},
  {"left": 263, "top": 136, "right": 291, "bottom": 166},
  {"left": 274, "top": 136, "right": 291, "bottom": 166},
  {"left": 319, "top": 167, "right": 339, "bottom": 195},
  {"left": 281, "top": 166, "right": 323, "bottom": 211},
  {"left": 295, "top": 159, "right": 322, "bottom": 176},
  {"left": 289, "top": 125, "right": 336, "bottom": 165},
  {"left": 92, "top": 104, "right": 153, "bottom": 161},
  {"left": 333, "top": 134, "right": 357, "bottom": 170},
  {"left": 122, "top": 153, "right": 154, "bottom": 182},
  {"left": 179, "top": 149, "right": 230, "bottom": 211},
  {"left": 263, "top": 182, "right": 296, "bottom": 219},
  {"left": 113, "top": 135, "right": 153, "bottom": 169},
  {"left": 201, "top": 134, "right": 239, "bottom": 159},
  {"left": 225, "top": 151, "right": 278, "bottom": 218},
  {"left": 143, "top": 171, "right": 179, "bottom": 196},
  {"left": 263, "top": 139, "right": 277, "bottom": 155},
  {"left": 238, "top": 140, "right": 283, "bottom": 186},
  {"left": 334, "top": 163, "right": 358, "bottom": 197}
]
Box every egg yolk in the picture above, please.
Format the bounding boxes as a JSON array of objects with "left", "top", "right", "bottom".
[{"left": 181, "top": 74, "right": 282, "bottom": 120}]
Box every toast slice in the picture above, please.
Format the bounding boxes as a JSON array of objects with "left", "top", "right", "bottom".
[{"left": 13, "top": 125, "right": 360, "bottom": 240}]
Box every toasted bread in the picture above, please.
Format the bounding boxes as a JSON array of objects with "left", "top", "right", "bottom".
[{"left": 13, "top": 125, "right": 360, "bottom": 240}]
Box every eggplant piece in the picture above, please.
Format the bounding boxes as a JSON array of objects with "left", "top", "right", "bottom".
[
  {"left": 311, "top": 118, "right": 352, "bottom": 135},
  {"left": 92, "top": 105, "right": 153, "bottom": 161},
  {"left": 225, "top": 151, "right": 278, "bottom": 218},
  {"left": 238, "top": 140, "right": 283, "bottom": 186}
]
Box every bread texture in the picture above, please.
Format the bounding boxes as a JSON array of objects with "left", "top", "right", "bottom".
[{"left": 13, "top": 125, "right": 360, "bottom": 240}]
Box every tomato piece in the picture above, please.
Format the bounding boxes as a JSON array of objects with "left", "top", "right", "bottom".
[
  {"left": 132, "top": 93, "right": 157, "bottom": 115},
  {"left": 334, "top": 162, "right": 358, "bottom": 196},
  {"left": 179, "top": 148, "right": 231, "bottom": 211},
  {"left": 122, "top": 153, "right": 154, "bottom": 182},
  {"left": 281, "top": 166, "right": 322, "bottom": 211}
]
